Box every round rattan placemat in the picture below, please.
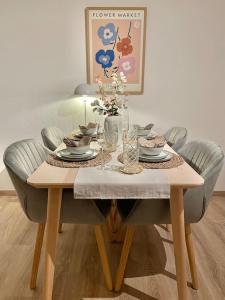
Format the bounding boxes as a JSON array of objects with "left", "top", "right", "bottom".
[
  {"left": 141, "top": 135, "right": 166, "bottom": 145},
  {"left": 118, "top": 151, "right": 184, "bottom": 169},
  {"left": 46, "top": 152, "right": 112, "bottom": 168}
]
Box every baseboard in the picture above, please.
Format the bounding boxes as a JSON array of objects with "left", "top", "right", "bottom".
[
  {"left": 213, "top": 191, "right": 225, "bottom": 197},
  {"left": 0, "top": 190, "right": 16, "bottom": 196}
]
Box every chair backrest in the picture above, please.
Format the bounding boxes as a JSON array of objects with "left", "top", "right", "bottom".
[
  {"left": 179, "top": 140, "right": 224, "bottom": 217},
  {"left": 3, "top": 139, "right": 49, "bottom": 218},
  {"left": 164, "top": 126, "right": 187, "bottom": 151},
  {"left": 3, "top": 139, "right": 108, "bottom": 225},
  {"left": 41, "top": 126, "right": 64, "bottom": 151}
]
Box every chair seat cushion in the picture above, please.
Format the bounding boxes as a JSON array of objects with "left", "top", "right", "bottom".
[{"left": 26, "top": 188, "right": 111, "bottom": 224}]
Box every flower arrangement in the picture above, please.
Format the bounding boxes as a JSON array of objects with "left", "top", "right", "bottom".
[{"left": 91, "top": 72, "right": 127, "bottom": 116}]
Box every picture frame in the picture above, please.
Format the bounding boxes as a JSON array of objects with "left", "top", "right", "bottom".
[{"left": 85, "top": 7, "right": 147, "bottom": 94}]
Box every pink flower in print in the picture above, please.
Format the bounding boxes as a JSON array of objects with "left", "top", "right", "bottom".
[{"left": 118, "top": 57, "right": 135, "bottom": 75}]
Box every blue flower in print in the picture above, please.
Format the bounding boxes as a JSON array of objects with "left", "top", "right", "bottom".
[
  {"left": 97, "top": 23, "right": 117, "bottom": 46},
  {"left": 95, "top": 49, "right": 115, "bottom": 69}
]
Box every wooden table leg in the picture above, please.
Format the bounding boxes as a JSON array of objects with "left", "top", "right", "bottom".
[
  {"left": 106, "top": 200, "right": 123, "bottom": 243},
  {"left": 170, "top": 187, "right": 188, "bottom": 300},
  {"left": 43, "top": 188, "right": 62, "bottom": 300}
]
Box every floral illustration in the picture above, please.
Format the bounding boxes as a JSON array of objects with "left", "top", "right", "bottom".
[
  {"left": 97, "top": 23, "right": 117, "bottom": 46},
  {"left": 95, "top": 49, "right": 115, "bottom": 69},
  {"left": 87, "top": 8, "right": 146, "bottom": 93},
  {"left": 116, "top": 37, "right": 133, "bottom": 56},
  {"left": 119, "top": 57, "right": 135, "bottom": 75}
]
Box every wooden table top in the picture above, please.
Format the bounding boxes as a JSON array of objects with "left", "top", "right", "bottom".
[{"left": 27, "top": 144, "right": 204, "bottom": 189}]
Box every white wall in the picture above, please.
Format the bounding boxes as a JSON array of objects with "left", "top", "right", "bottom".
[{"left": 0, "top": 0, "right": 225, "bottom": 190}]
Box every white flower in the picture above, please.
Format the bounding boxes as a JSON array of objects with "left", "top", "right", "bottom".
[
  {"left": 111, "top": 74, "right": 117, "bottom": 81},
  {"left": 119, "top": 71, "right": 127, "bottom": 83},
  {"left": 118, "top": 85, "right": 124, "bottom": 93},
  {"left": 122, "top": 61, "right": 132, "bottom": 72},
  {"left": 103, "top": 28, "right": 114, "bottom": 40}
]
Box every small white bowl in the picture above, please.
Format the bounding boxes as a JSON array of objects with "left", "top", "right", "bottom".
[
  {"left": 79, "top": 126, "right": 96, "bottom": 136},
  {"left": 136, "top": 124, "right": 154, "bottom": 136},
  {"left": 66, "top": 145, "right": 90, "bottom": 154},
  {"left": 137, "top": 128, "right": 152, "bottom": 136},
  {"left": 140, "top": 145, "right": 164, "bottom": 156}
]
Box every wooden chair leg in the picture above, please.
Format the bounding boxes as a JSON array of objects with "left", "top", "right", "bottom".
[
  {"left": 115, "top": 226, "right": 135, "bottom": 292},
  {"left": 94, "top": 225, "right": 113, "bottom": 291},
  {"left": 106, "top": 214, "right": 115, "bottom": 242},
  {"left": 106, "top": 200, "right": 123, "bottom": 243},
  {"left": 185, "top": 224, "right": 199, "bottom": 290},
  {"left": 58, "top": 223, "right": 63, "bottom": 233},
  {"left": 167, "top": 224, "right": 172, "bottom": 233},
  {"left": 30, "top": 223, "right": 45, "bottom": 289}
]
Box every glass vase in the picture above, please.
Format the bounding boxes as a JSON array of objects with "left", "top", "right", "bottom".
[
  {"left": 122, "top": 126, "right": 141, "bottom": 174},
  {"left": 104, "top": 115, "right": 122, "bottom": 152}
]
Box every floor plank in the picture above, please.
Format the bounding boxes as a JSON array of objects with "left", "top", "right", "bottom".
[{"left": 0, "top": 195, "right": 225, "bottom": 299}]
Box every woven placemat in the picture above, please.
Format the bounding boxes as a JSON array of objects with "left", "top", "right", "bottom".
[
  {"left": 118, "top": 151, "right": 184, "bottom": 169},
  {"left": 146, "top": 135, "right": 166, "bottom": 144},
  {"left": 46, "top": 152, "right": 112, "bottom": 168}
]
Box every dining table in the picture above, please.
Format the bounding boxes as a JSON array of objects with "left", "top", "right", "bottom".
[{"left": 27, "top": 142, "right": 204, "bottom": 300}]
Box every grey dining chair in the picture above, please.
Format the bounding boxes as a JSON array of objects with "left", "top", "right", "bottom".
[
  {"left": 115, "top": 140, "right": 224, "bottom": 291},
  {"left": 41, "top": 126, "right": 64, "bottom": 151},
  {"left": 164, "top": 126, "right": 188, "bottom": 151},
  {"left": 3, "top": 139, "right": 112, "bottom": 291}
]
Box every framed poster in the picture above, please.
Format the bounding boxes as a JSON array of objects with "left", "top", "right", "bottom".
[{"left": 85, "top": 7, "right": 147, "bottom": 94}]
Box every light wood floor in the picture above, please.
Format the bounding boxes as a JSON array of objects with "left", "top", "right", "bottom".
[{"left": 0, "top": 195, "right": 225, "bottom": 300}]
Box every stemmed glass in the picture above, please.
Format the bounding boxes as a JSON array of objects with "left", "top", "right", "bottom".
[{"left": 96, "top": 123, "right": 106, "bottom": 170}]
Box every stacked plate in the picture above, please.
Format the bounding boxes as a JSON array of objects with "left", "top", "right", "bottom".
[
  {"left": 55, "top": 149, "right": 98, "bottom": 162},
  {"left": 74, "top": 132, "right": 97, "bottom": 141},
  {"left": 146, "top": 132, "right": 157, "bottom": 140},
  {"left": 139, "top": 150, "right": 172, "bottom": 163}
]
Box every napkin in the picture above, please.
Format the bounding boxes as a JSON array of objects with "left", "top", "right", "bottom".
[{"left": 63, "top": 136, "right": 91, "bottom": 147}]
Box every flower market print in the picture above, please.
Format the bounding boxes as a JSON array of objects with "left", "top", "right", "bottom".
[
  {"left": 86, "top": 8, "right": 146, "bottom": 93},
  {"left": 97, "top": 23, "right": 117, "bottom": 46}
]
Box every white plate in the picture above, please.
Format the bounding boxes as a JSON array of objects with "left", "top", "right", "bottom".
[
  {"left": 139, "top": 151, "right": 172, "bottom": 163},
  {"left": 60, "top": 149, "right": 93, "bottom": 158},
  {"left": 140, "top": 150, "right": 168, "bottom": 159},
  {"left": 55, "top": 149, "right": 98, "bottom": 161}
]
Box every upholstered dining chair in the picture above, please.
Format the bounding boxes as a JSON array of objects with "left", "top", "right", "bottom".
[
  {"left": 3, "top": 139, "right": 112, "bottom": 291},
  {"left": 41, "top": 126, "right": 64, "bottom": 151},
  {"left": 164, "top": 126, "right": 188, "bottom": 151},
  {"left": 115, "top": 140, "right": 224, "bottom": 291}
]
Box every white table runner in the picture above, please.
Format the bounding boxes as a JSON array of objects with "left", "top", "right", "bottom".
[{"left": 74, "top": 145, "right": 170, "bottom": 199}]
